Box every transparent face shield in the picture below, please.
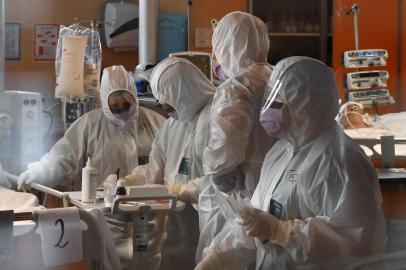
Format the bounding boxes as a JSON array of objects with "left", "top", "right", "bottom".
[{"left": 262, "top": 79, "right": 285, "bottom": 113}]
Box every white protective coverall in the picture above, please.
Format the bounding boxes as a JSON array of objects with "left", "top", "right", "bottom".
[
  {"left": 131, "top": 57, "right": 215, "bottom": 269},
  {"left": 198, "top": 11, "right": 275, "bottom": 261},
  {"left": 198, "top": 57, "right": 387, "bottom": 270},
  {"left": 17, "top": 66, "right": 164, "bottom": 189},
  {"left": 16, "top": 66, "right": 165, "bottom": 270}
]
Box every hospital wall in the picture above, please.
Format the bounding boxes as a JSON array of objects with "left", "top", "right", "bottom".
[
  {"left": 188, "top": 0, "right": 248, "bottom": 53},
  {"left": 4, "top": 0, "right": 188, "bottom": 106}
]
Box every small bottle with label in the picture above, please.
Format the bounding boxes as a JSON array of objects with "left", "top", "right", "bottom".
[
  {"left": 116, "top": 179, "right": 127, "bottom": 199},
  {"left": 81, "top": 156, "right": 98, "bottom": 203}
]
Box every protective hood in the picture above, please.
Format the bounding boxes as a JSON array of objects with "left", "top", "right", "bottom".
[
  {"left": 150, "top": 57, "right": 215, "bottom": 122},
  {"left": 212, "top": 11, "right": 269, "bottom": 77},
  {"left": 266, "top": 56, "right": 339, "bottom": 148},
  {"left": 100, "top": 65, "right": 139, "bottom": 127}
]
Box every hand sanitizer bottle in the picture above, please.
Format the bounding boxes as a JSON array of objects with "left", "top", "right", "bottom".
[{"left": 81, "top": 156, "right": 98, "bottom": 203}]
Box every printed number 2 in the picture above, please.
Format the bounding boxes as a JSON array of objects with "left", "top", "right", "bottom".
[{"left": 54, "top": 219, "right": 69, "bottom": 248}]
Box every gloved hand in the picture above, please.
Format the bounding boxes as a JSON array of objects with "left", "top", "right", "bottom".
[
  {"left": 194, "top": 252, "right": 229, "bottom": 270},
  {"left": 212, "top": 168, "right": 244, "bottom": 193},
  {"left": 124, "top": 171, "right": 145, "bottom": 186},
  {"left": 17, "top": 170, "right": 35, "bottom": 191},
  {"left": 237, "top": 208, "right": 294, "bottom": 246},
  {"left": 167, "top": 181, "right": 200, "bottom": 204}
]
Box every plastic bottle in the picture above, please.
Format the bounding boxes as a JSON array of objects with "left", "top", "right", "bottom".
[
  {"left": 81, "top": 157, "right": 98, "bottom": 203},
  {"left": 103, "top": 174, "right": 117, "bottom": 207},
  {"left": 116, "top": 178, "right": 127, "bottom": 199}
]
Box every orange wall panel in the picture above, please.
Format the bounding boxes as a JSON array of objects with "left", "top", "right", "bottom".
[
  {"left": 332, "top": 0, "right": 399, "bottom": 113},
  {"left": 189, "top": 0, "right": 248, "bottom": 53},
  {"left": 400, "top": 1, "right": 406, "bottom": 111}
]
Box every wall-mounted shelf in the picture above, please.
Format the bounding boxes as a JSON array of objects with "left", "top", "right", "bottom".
[
  {"left": 269, "top": 32, "right": 321, "bottom": 37},
  {"left": 250, "top": 0, "right": 333, "bottom": 65}
]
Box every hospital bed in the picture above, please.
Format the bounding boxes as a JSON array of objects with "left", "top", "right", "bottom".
[{"left": 344, "top": 112, "right": 406, "bottom": 183}]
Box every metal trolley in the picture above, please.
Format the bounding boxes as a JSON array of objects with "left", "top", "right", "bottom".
[{"left": 30, "top": 183, "right": 184, "bottom": 270}]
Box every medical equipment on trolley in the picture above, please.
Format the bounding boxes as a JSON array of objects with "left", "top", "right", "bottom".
[
  {"left": 2, "top": 207, "right": 111, "bottom": 270},
  {"left": 345, "top": 70, "right": 389, "bottom": 90},
  {"left": 29, "top": 182, "right": 184, "bottom": 270},
  {"left": 127, "top": 185, "right": 169, "bottom": 197},
  {"left": 0, "top": 91, "right": 43, "bottom": 175},
  {"left": 343, "top": 49, "right": 388, "bottom": 68}
]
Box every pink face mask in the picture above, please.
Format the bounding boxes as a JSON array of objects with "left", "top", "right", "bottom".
[
  {"left": 260, "top": 108, "right": 290, "bottom": 138},
  {"left": 167, "top": 111, "right": 179, "bottom": 120},
  {"left": 213, "top": 63, "right": 228, "bottom": 81}
]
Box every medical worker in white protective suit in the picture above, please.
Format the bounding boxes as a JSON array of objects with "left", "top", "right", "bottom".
[
  {"left": 196, "top": 56, "right": 387, "bottom": 270},
  {"left": 198, "top": 11, "right": 275, "bottom": 261},
  {"left": 16, "top": 65, "right": 166, "bottom": 269},
  {"left": 125, "top": 57, "right": 215, "bottom": 269}
]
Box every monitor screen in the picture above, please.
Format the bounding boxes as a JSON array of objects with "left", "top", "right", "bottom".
[{"left": 171, "top": 54, "right": 211, "bottom": 80}]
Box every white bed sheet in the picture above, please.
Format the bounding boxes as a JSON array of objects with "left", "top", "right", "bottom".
[{"left": 344, "top": 112, "right": 406, "bottom": 157}]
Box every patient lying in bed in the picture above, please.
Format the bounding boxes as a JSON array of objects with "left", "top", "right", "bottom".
[{"left": 337, "top": 102, "right": 406, "bottom": 157}]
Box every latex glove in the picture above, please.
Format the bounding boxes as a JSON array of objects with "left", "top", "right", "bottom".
[
  {"left": 194, "top": 252, "right": 229, "bottom": 270},
  {"left": 17, "top": 168, "right": 51, "bottom": 191},
  {"left": 124, "top": 171, "right": 145, "bottom": 186},
  {"left": 17, "top": 171, "right": 33, "bottom": 191},
  {"left": 212, "top": 168, "right": 244, "bottom": 193},
  {"left": 167, "top": 181, "right": 200, "bottom": 204},
  {"left": 237, "top": 208, "right": 294, "bottom": 246}
]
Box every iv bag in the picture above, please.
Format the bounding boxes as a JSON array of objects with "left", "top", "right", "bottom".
[
  {"left": 55, "top": 35, "right": 87, "bottom": 97},
  {"left": 55, "top": 24, "right": 102, "bottom": 98}
]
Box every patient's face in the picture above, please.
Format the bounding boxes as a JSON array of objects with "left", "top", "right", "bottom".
[{"left": 345, "top": 104, "right": 368, "bottom": 129}]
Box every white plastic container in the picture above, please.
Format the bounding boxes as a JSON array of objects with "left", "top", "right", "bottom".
[{"left": 81, "top": 157, "right": 98, "bottom": 203}]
